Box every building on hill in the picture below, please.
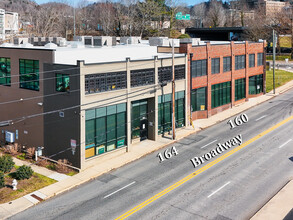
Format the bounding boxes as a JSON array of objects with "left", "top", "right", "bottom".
[{"left": 0, "top": 8, "right": 19, "bottom": 40}]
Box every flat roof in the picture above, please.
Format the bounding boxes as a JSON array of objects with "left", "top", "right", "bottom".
[{"left": 0, "top": 42, "right": 185, "bottom": 65}]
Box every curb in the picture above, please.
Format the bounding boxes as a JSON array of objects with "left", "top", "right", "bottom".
[{"left": 2, "top": 80, "right": 293, "bottom": 219}]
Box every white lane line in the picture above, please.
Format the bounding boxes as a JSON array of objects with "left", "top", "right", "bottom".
[
  {"left": 104, "top": 181, "right": 136, "bottom": 199},
  {"left": 201, "top": 140, "right": 218, "bottom": 149},
  {"left": 255, "top": 115, "right": 267, "bottom": 121},
  {"left": 279, "top": 139, "right": 292, "bottom": 149},
  {"left": 207, "top": 181, "right": 231, "bottom": 198}
]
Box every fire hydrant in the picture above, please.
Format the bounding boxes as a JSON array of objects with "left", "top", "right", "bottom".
[{"left": 12, "top": 179, "right": 18, "bottom": 191}]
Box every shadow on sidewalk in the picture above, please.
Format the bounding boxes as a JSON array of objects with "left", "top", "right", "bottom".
[{"left": 289, "top": 157, "right": 293, "bottom": 162}]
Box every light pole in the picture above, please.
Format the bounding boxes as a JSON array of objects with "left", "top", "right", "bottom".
[{"left": 273, "top": 29, "right": 276, "bottom": 94}]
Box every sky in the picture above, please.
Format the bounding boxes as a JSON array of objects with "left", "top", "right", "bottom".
[{"left": 34, "top": 0, "right": 205, "bottom": 7}]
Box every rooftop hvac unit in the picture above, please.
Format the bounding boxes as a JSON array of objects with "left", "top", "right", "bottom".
[
  {"left": 84, "top": 37, "right": 93, "bottom": 46},
  {"left": 93, "top": 38, "right": 102, "bottom": 46}
]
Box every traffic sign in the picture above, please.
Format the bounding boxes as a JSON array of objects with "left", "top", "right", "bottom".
[{"left": 176, "top": 12, "right": 190, "bottom": 20}]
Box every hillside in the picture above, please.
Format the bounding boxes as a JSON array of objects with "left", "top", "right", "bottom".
[{"left": 0, "top": 0, "right": 37, "bottom": 17}]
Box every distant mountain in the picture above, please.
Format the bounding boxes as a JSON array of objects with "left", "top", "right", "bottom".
[{"left": 0, "top": 0, "right": 38, "bottom": 16}]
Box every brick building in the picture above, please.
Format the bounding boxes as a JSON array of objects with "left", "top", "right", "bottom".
[{"left": 178, "top": 40, "right": 266, "bottom": 121}]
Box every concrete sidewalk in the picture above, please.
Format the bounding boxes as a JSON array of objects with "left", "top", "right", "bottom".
[
  {"left": 1, "top": 80, "right": 293, "bottom": 219},
  {"left": 251, "top": 180, "right": 293, "bottom": 220}
]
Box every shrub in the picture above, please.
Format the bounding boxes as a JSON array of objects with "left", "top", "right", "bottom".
[
  {"left": 0, "top": 155, "right": 15, "bottom": 173},
  {"left": 0, "top": 171, "right": 4, "bottom": 188},
  {"left": 25, "top": 147, "right": 35, "bottom": 159},
  {"left": 15, "top": 165, "right": 33, "bottom": 180},
  {"left": 36, "top": 158, "right": 50, "bottom": 167},
  {"left": 3, "top": 144, "right": 19, "bottom": 156},
  {"left": 178, "top": 34, "right": 191, "bottom": 39},
  {"left": 56, "top": 159, "right": 72, "bottom": 174}
]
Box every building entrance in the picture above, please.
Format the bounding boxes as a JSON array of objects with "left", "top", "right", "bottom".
[{"left": 131, "top": 99, "right": 148, "bottom": 141}]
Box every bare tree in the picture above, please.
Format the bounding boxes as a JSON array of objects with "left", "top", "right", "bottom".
[
  {"left": 191, "top": 3, "right": 206, "bottom": 28},
  {"left": 205, "top": 0, "right": 226, "bottom": 28}
]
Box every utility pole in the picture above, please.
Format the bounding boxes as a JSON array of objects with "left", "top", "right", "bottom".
[
  {"left": 273, "top": 29, "right": 276, "bottom": 94},
  {"left": 190, "top": 53, "right": 193, "bottom": 127},
  {"left": 172, "top": 38, "right": 176, "bottom": 140}
]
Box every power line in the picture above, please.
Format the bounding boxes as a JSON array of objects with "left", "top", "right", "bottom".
[
  {"left": 0, "top": 58, "right": 180, "bottom": 105},
  {"left": 3, "top": 102, "right": 186, "bottom": 174},
  {"left": 2, "top": 83, "right": 162, "bottom": 125}
]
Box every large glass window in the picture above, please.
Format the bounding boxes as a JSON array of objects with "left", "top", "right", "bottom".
[
  {"left": 0, "top": 57, "right": 11, "bottom": 86},
  {"left": 85, "top": 71, "right": 126, "bottom": 94},
  {"left": 158, "top": 65, "right": 186, "bottom": 83},
  {"left": 19, "top": 59, "right": 39, "bottom": 91},
  {"left": 56, "top": 73, "right": 70, "bottom": 92},
  {"left": 212, "top": 81, "right": 231, "bottom": 108},
  {"left": 85, "top": 103, "right": 127, "bottom": 159},
  {"left": 191, "top": 59, "right": 207, "bottom": 77},
  {"left": 191, "top": 87, "right": 206, "bottom": 111},
  {"left": 235, "top": 78, "right": 246, "bottom": 101},
  {"left": 211, "top": 58, "right": 220, "bottom": 74},
  {"left": 235, "top": 55, "right": 245, "bottom": 70},
  {"left": 249, "top": 74, "right": 263, "bottom": 94},
  {"left": 158, "top": 91, "right": 185, "bottom": 134},
  {"left": 257, "top": 53, "right": 264, "bottom": 66},
  {"left": 223, "top": 57, "right": 231, "bottom": 72},
  {"left": 131, "top": 68, "right": 155, "bottom": 87},
  {"left": 249, "top": 54, "right": 255, "bottom": 68}
]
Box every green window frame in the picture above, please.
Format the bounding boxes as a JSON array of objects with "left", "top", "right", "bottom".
[
  {"left": 235, "top": 78, "right": 246, "bottom": 101},
  {"left": 211, "top": 58, "right": 220, "bottom": 74},
  {"left": 0, "top": 57, "right": 11, "bottom": 86},
  {"left": 249, "top": 54, "right": 255, "bottom": 68},
  {"left": 19, "top": 59, "right": 39, "bottom": 91},
  {"left": 158, "top": 91, "right": 185, "bottom": 134},
  {"left": 85, "top": 103, "right": 127, "bottom": 159},
  {"left": 211, "top": 81, "right": 231, "bottom": 108},
  {"left": 56, "top": 73, "right": 70, "bottom": 92},
  {"left": 131, "top": 100, "right": 148, "bottom": 139},
  {"left": 249, "top": 74, "right": 263, "bottom": 94},
  {"left": 191, "top": 87, "right": 206, "bottom": 111}
]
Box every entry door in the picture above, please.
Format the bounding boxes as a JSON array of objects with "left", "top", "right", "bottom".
[{"left": 140, "top": 118, "right": 148, "bottom": 141}]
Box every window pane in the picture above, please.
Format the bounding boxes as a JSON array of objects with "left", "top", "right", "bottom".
[
  {"left": 0, "top": 57, "right": 11, "bottom": 86},
  {"left": 19, "top": 59, "right": 39, "bottom": 91},
  {"left": 86, "top": 120, "right": 95, "bottom": 145},
  {"left": 96, "top": 117, "right": 106, "bottom": 146},
  {"left": 107, "top": 114, "right": 116, "bottom": 141},
  {"left": 117, "top": 112, "right": 126, "bottom": 138}
]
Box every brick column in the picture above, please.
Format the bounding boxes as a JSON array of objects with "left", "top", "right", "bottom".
[{"left": 245, "top": 41, "right": 249, "bottom": 101}]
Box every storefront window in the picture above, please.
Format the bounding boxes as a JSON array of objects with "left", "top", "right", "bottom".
[{"left": 85, "top": 103, "right": 126, "bottom": 159}]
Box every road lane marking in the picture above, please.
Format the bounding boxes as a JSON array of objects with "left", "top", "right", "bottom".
[
  {"left": 104, "top": 181, "right": 136, "bottom": 199},
  {"left": 201, "top": 140, "right": 218, "bottom": 149},
  {"left": 115, "top": 115, "right": 293, "bottom": 220},
  {"left": 207, "top": 181, "right": 231, "bottom": 198},
  {"left": 279, "top": 139, "right": 292, "bottom": 149},
  {"left": 255, "top": 115, "right": 267, "bottom": 121}
]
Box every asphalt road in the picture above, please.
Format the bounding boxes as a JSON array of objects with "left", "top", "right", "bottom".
[{"left": 9, "top": 88, "right": 293, "bottom": 220}]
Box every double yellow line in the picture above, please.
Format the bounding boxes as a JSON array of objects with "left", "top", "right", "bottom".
[{"left": 115, "top": 115, "right": 293, "bottom": 220}]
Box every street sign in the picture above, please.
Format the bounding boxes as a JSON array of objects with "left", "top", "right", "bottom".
[
  {"left": 71, "top": 139, "right": 77, "bottom": 155},
  {"left": 176, "top": 12, "right": 190, "bottom": 20}
]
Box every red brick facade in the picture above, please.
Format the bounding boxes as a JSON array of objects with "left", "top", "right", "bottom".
[{"left": 179, "top": 41, "right": 266, "bottom": 121}]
